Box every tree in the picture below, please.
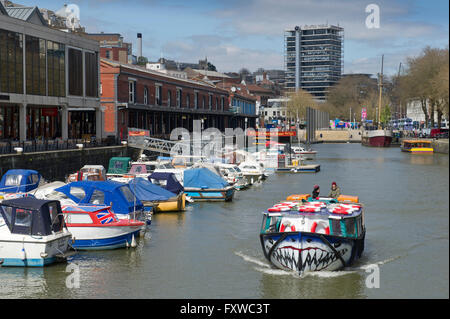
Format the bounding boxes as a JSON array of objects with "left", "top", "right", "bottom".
[
  {"left": 207, "top": 62, "right": 217, "bottom": 72},
  {"left": 136, "top": 56, "right": 148, "bottom": 66},
  {"left": 286, "top": 88, "right": 318, "bottom": 123},
  {"left": 401, "top": 46, "right": 449, "bottom": 127}
]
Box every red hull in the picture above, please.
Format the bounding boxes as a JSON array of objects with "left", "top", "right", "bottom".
[{"left": 368, "top": 136, "right": 392, "bottom": 147}]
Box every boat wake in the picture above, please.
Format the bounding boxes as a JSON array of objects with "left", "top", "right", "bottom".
[{"left": 235, "top": 251, "right": 402, "bottom": 278}]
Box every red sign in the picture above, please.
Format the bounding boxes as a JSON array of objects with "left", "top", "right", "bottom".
[
  {"left": 246, "top": 130, "right": 297, "bottom": 137},
  {"left": 42, "top": 108, "right": 58, "bottom": 117},
  {"left": 128, "top": 130, "right": 149, "bottom": 137}
]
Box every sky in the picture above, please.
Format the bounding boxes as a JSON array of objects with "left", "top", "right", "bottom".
[{"left": 16, "top": 0, "right": 449, "bottom": 77}]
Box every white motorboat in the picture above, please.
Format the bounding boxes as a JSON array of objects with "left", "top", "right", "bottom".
[{"left": 0, "top": 197, "right": 73, "bottom": 267}]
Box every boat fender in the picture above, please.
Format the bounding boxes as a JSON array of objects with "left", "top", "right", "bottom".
[
  {"left": 280, "top": 223, "right": 296, "bottom": 232},
  {"left": 311, "top": 221, "right": 330, "bottom": 234}
]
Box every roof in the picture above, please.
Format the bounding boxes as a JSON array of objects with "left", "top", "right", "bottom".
[
  {"left": 190, "top": 69, "right": 230, "bottom": 78},
  {"left": 0, "top": 2, "right": 7, "bottom": 15},
  {"left": 5, "top": 6, "right": 47, "bottom": 26},
  {"left": 58, "top": 181, "right": 126, "bottom": 193},
  {"left": 101, "top": 58, "right": 228, "bottom": 93},
  {"left": 1, "top": 197, "right": 57, "bottom": 210}
]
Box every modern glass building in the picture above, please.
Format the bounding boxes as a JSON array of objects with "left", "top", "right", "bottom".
[
  {"left": 0, "top": 3, "right": 100, "bottom": 142},
  {"left": 284, "top": 24, "right": 344, "bottom": 101}
]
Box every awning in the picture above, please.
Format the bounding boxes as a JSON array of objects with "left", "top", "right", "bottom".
[{"left": 68, "top": 108, "right": 96, "bottom": 111}]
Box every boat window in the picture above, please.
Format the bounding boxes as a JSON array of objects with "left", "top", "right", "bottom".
[
  {"left": 29, "top": 174, "right": 40, "bottom": 185},
  {"left": 48, "top": 202, "right": 63, "bottom": 232},
  {"left": 65, "top": 213, "right": 93, "bottom": 224},
  {"left": 0, "top": 205, "right": 13, "bottom": 225},
  {"left": 89, "top": 190, "right": 105, "bottom": 205},
  {"left": 70, "top": 187, "right": 86, "bottom": 201},
  {"left": 14, "top": 208, "right": 32, "bottom": 227},
  {"left": 114, "top": 161, "right": 124, "bottom": 169},
  {"left": 146, "top": 165, "right": 156, "bottom": 171},
  {"left": 234, "top": 167, "right": 241, "bottom": 172},
  {"left": 5, "top": 175, "right": 22, "bottom": 186},
  {"left": 120, "top": 186, "right": 136, "bottom": 202}
]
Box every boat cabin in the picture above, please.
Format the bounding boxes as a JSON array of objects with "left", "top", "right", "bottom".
[
  {"left": 401, "top": 140, "right": 433, "bottom": 153},
  {"left": 0, "top": 169, "right": 41, "bottom": 193},
  {"left": 68, "top": 165, "right": 106, "bottom": 182},
  {"left": 54, "top": 181, "right": 144, "bottom": 217},
  {"left": 0, "top": 198, "right": 65, "bottom": 236},
  {"left": 107, "top": 157, "right": 132, "bottom": 176},
  {"left": 149, "top": 172, "right": 184, "bottom": 195}
]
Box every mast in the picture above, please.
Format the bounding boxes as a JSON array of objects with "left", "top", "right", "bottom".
[{"left": 377, "top": 55, "right": 384, "bottom": 129}]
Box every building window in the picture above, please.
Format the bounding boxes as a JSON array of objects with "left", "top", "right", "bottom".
[
  {"left": 167, "top": 90, "right": 172, "bottom": 107},
  {"left": 186, "top": 93, "right": 190, "bottom": 108},
  {"left": 47, "top": 40, "right": 66, "bottom": 97},
  {"left": 209, "top": 95, "right": 212, "bottom": 110},
  {"left": 105, "top": 50, "right": 111, "bottom": 59},
  {"left": 68, "top": 48, "right": 83, "bottom": 96},
  {"left": 0, "top": 29, "right": 23, "bottom": 94},
  {"left": 202, "top": 96, "right": 205, "bottom": 109},
  {"left": 144, "top": 87, "right": 148, "bottom": 105},
  {"left": 216, "top": 97, "right": 219, "bottom": 111},
  {"left": 156, "top": 85, "right": 162, "bottom": 105},
  {"left": 176, "top": 89, "right": 182, "bottom": 108},
  {"left": 85, "top": 51, "right": 98, "bottom": 98},
  {"left": 221, "top": 97, "right": 224, "bottom": 111},
  {"left": 194, "top": 92, "right": 198, "bottom": 109},
  {"left": 25, "top": 35, "right": 46, "bottom": 96},
  {"left": 129, "top": 80, "right": 136, "bottom": 103}
]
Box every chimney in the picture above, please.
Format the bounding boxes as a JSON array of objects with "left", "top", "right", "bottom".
[
  {"left": 263, "top": 72, "right": 267, "bottom": 81},
  {"left": 137, "top": 33, "right": 142, "bottom": 58}
]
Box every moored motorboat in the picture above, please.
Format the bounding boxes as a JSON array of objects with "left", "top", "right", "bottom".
[
  {"left": 0, "top": 198, "right": 74, "bottom": 267},
  {"left": 183, "top": 168, "right": 234, "bottom": 202},
  {"left": 260, "top": 194, "right": 365, "bottom": 274},
  {"left": 61, "top": 204, "right": 144, "bottom": 250},
  {"left": 129, "top": 177, "right": 186, "bottom": 213},
  {"left": 0, "top": 169, "right": 43, "bottom": 194}
]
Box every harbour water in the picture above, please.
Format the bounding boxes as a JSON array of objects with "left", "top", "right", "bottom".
[{"left": 0, "top": 144, "right": 448, "bottom": 299}]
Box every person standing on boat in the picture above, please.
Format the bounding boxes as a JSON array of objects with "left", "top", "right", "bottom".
[
  {"left": 328, "top": 182, "right": 341, "bottom": 199},
  {"left": 312, "top": 185, "right": 320, "bottom": 199}
]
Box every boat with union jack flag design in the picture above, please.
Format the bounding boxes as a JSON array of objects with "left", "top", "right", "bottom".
[{"left": 61, "top": 204, "right": 144, "bottom": 250}]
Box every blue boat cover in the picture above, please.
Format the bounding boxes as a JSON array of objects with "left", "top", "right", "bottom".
[
  {"left": 0, "top": 169, "right": 41, "bottom": 193},
  {"left": 55, "top": 181, "right": 143, "bottom": 216},
  {"left": 129, "top": 177, "right": 176, "bottom": 201},
  {"left": 148, "top": 172, "right": 184, "bottom": 195},
  {"left": 183, "top": 168, "right": 229, "bottom": 189}
]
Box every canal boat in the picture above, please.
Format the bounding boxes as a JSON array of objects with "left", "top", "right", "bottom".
[
  {"left": 53, "top": 181, "right": 151, "bottom": 226},
  {"left": 67, "top": 165, "right": 107, "bottom": 182},
  {"left": 183, "top": 168, "right": 234, "bottom": 202},
  {"left": 361, "top": 129, "right": 393, "bottom": 147},
  {"left": 129, "top": 177, "right": 186, "bottom": 212},
  {"left": 61, "top": 204, "right": 144, "bottom": 250},
  {"left": 260, "top": 194, "right": 365, "bottom": 273},
  {"left": 0, "top": 198, "right": 73, "bottom": 267},
  {"left": 401, "top": 140, "right": 434, "bottom": 153},
  {"left": 0, "top": 169, "right": 42, "bottom": 194}
]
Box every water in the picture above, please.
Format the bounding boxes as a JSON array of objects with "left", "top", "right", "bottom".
[{"left": 0, "top": 144, "right": 448, "bottom": 299}]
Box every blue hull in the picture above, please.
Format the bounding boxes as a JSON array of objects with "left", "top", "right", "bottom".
[
  {"left": 185, "top": 188, "right": 234, "bottom": 201},
  {"left": 71, "top": 230, "right": 140, "bottom": 250},
  {"left": 0, "top": 257, "right": 56, "bottom": 267}
]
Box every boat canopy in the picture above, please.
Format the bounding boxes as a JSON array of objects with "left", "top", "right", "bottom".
[
  {"left": 183, "top": 168, "right": 229, "bottom": 189},
  {"left": 0, "top": 197, "right": 64, "bottom": 236},
  {"left": 55, "top": 181, "right": 143, "bottom": 215},
  {"left": 129, "top": 177, "right": 176, "bottom": 202},
  {"left": 107, "top": 157, "right": 131, "bottom": 174},
  {"left": 0, "top": 169, "right": 41, "bottom": 193},
  {"left": 148, "top": 172, "right": 184, "bottom": 195}
]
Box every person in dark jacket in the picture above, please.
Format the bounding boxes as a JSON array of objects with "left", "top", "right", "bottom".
[
  {"left": 312, "top": 185, "right": 320, "bottom": 199},
  {"left": 328, "top": 182, "right": 341, "bottom": 199}
]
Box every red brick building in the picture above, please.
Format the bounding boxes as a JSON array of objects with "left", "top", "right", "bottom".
[{"left": 100, "top": 59, "right": 255, "bottom": 139}]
